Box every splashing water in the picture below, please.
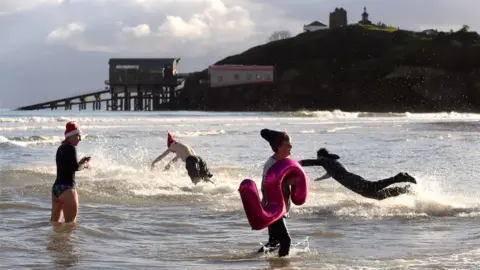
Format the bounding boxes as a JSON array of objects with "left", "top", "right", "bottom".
[{"left": 2, "top": 110, "right": 480, "bottom": 269}]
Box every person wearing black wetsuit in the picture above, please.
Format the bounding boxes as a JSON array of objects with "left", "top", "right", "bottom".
[
  {"left": 50, "top": 121, "right": 90, "bottom": 224},
  {"left": 299, "top": 148, "right": 417, "bottom": 200}
]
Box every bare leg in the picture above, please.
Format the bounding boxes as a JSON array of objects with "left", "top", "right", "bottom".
[
  {"left": 50, "top": 195, "right": 64, "bottom": 224},
  {"left": 59, "top": 189, "right": 78, "bottom": 224}
]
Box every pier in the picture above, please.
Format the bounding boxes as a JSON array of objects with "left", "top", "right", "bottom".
[
  {"left": 16, "top": 58, "right": 188, "bottom": 111},
  {"left": 16, "top": 89, "right": 110, "bottom": 111}
]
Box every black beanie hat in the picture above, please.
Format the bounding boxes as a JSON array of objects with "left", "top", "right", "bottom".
[
  {"left": 317, "top": 148, "right": 340, "bottom": 160},
  {"left": 261, "top": 129, "right": 289, "bottom": 151}
]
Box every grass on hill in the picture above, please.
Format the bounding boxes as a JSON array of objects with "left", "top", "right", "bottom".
[
  {"left": 177, "top": 24, "right": 480, "bottom": 112},
  {"left": 360, "top": 23, "right": 398, "bottom": 32}
]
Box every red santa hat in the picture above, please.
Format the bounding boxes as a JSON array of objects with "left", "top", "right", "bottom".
[
  {"left": 65, "top": 121, "right": 82, "bottom": 139},
  {"left": 167, "top": 132, "right": 175, "bottom": 147}
]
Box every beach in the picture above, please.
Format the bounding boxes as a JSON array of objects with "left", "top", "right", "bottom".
[{"left": 1, "top": 110, "right": 480, "bottom": 269}]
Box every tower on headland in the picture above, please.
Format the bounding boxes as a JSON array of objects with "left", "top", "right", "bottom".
[
  {"left": 329, "top": 7, "right": 347, "bottom": 28},
  {"left": 359, "top": 6, "right": 372, "bottom": 25}
]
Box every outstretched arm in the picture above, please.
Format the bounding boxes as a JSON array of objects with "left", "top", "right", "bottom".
[
  {"left": 314, "top": 172, "right": 331, "bottom": 181},
  {"left": 164, "top": 155, "right": 180, "bottom": 170},
  {"left": 151, "top": 149, "right": 171, "bottom": 169},
  {"left": 299, "top": 159, "right": 322, "bottom": 167}
]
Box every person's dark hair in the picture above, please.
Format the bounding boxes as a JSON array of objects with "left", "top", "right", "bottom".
[
  {"left": 317, "top": 148, "right": 340, "bottom": 160},
  {"left": 261, "top": 129, "right": 290, "bottom": 152}
]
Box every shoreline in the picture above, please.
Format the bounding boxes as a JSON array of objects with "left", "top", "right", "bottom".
[{"left": 5, "top": 108, "right": 480, "bottom": 114}]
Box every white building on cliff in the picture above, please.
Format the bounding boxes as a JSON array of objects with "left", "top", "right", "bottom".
[
  {"left": 303, "top": 21, "right": 328, "bottom": 32},
  {"left": 208, "top": 65, "right": 274, "bottom": 88}
]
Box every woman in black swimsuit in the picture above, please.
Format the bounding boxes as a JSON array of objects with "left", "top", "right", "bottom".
[
  {"left": 299, "top": 148, "right": 417, "bottom": 200},
  {"left": 50, "top": 121, "right": 90, "bottom": 224}
]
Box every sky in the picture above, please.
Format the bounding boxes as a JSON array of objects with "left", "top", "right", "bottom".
[{"left": 0, "top": 0, "right": 478, "bottom": 108}]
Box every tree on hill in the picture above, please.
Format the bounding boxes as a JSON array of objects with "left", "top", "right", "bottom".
[
  {"left": 268, "top": 30, "right": 292, "bottom": 42},
  {"left": 460, "top": 24, "right": 470, "bottom": 32},
  {"left": 376, "top": 21, "right": 387, "bottom": 28}
]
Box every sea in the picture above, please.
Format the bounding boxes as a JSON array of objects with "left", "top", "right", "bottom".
[{"left": 1, "top": 109, "right": 480, "bottom": 269}]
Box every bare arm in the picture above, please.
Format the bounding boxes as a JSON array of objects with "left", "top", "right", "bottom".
[
  {"left": 164, "top": 155, "right": 180, "bottom": 170},
  {"left": 172, "top": 155, "right": 180, "bottom": 163},
  {"left": 314, "top": 172, "right": 331, "bottom": 181},
  {"left": 151, "top": 149, "right": 171, "bottom": 168}
]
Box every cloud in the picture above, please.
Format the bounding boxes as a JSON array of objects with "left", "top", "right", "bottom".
[
  {"left": 0, "top": 0, "right": 64, "bottom": 16},
  {"left": 2, "top": 0, "right": 480, "bottom": 108},
  {"left": 47, "top": 22, "right": 85, "bottom": 40},
  {"left": 40, "top": 0, "right": 480, "bottom": 59},
  {"left": 44, "top": 0, "right": 261, "bottom": 57},
  {"left": 121, "top": 24, "right": 151, "bottom": 37}
]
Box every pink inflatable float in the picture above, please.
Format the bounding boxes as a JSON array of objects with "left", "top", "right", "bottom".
[{"left": 238, "top": 158, "right": 308, "bottom": 230}]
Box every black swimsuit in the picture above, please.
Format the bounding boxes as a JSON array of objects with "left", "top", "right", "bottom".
[
  {"left": 185, "top": 155, "right": 213, "bottom": 184},
  {"left": 52, "top": 144, "right": 82, "bottom": 198}
]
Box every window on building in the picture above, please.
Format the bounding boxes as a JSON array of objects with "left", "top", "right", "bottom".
[
  {"left": 234, "top": 73, "right": 240, "bottom": 80},
  {"left": 265, "top": 74, "right": 271, "bottom": 80},
  {"left": 218, "top": 76, "right": 223, "bottom": 82},
  {"left": 247, "top": 73, "right": 252, "bottom": 80},
  {"left": 256, "top": 74, "right": 261, "bottom": 80}
]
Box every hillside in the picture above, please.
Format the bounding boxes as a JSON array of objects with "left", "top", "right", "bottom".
[{"left": 174, "top": 25, "right": 480, "bottom": 112}]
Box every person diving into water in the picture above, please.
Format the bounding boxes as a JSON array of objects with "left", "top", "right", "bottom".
[
  {"left": 299, "top": 148, "right": 417, "bottom": 200},
  {"left": 151, "top": 132, "right": 214, "bottom": 185}
]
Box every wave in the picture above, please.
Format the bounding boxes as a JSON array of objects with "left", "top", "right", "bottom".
[
  {"left": 293, "top": 176, "right": 480, "bottom": 219},
  {"left": 282, "top": 110, "right": 360, "bottom": 118},
  {"left": 0, "top": 135, "right": 89, "bottom": 148},
  {"left": 0, "top": 151, "right": 245, "bottom": 199},
  {"left": 0, "top": 116, "right": 72, "bottom": 123},
  {"left": 173, "top": 129, "right": 226, "bottom": 137},
  {"left": 298, "top": 126, "right": 360, "bottom": 134},
  {"left": 326, "top": 126, "right": 360, "bottom": 133},
  {"left": 2, "top": 162, "right": 480, "bottom": 220},
  {"left": 2, "top": 110, "right": 480, "bottom": 126},
  {"left": 0, "top": 135, "right": 476, "bottom": 219},
  {"left": 9, "top": 135, "right": 63, "bottom": 145},
  {"left": 0, "top": 135, "right": 29, "bottom": 148},
  {"left": 0, "top": 130, "right": 240, "bottom": 146},
  {"left": 358, "top": 112, "right": 409, "bottom": 118},
  {"left": 282, "top": 110, "right": 480, "bottom": 120},
  {"left": 86, "top": 130, "right": 245, "bottom": 143},
  {"left": 0, "top": 116, "right": 288, "bottom": 125},
  {"left": 0, "top": 135, "right": 63, "bottom": 149}
]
